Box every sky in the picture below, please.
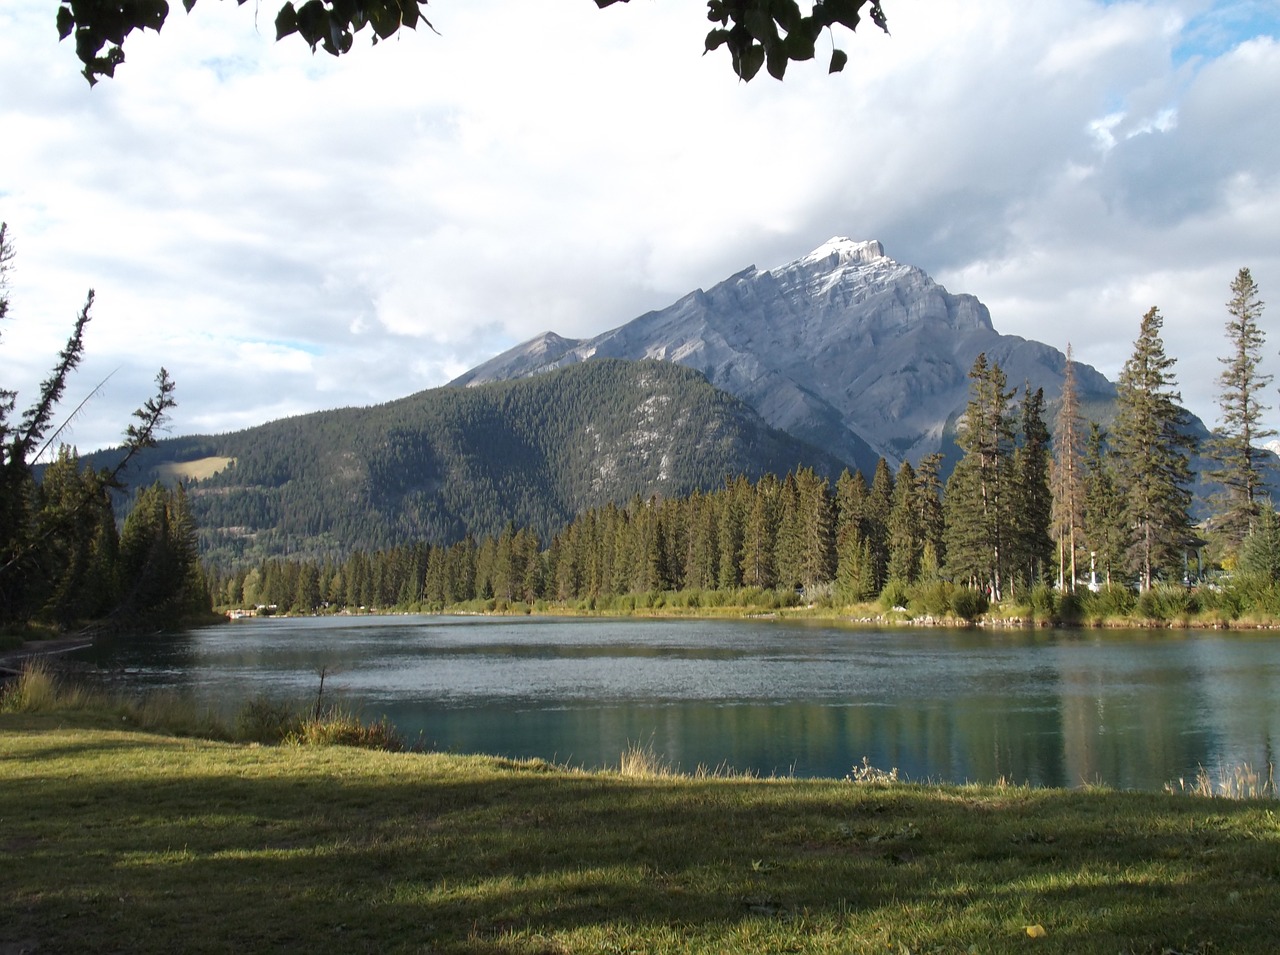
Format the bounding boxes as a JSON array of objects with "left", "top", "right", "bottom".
[{"left": 2, "top": 0, "right": 1279, "bottom": 458}]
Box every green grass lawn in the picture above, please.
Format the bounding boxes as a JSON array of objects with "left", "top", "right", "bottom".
[{"left": 2, "top": 708, "right": 1278, "bottom": 954}]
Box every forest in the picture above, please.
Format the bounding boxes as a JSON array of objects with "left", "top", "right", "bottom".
[
  {"left": 0, "top": 225, "right": 210, "bottom": 631},
  {"left": 207, "top": 270, "right": 1280, "bottom": 626}
]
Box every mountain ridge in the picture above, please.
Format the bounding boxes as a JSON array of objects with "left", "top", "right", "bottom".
[{"left": 451, "top": 237, "right": 1118, "bottom": 470}]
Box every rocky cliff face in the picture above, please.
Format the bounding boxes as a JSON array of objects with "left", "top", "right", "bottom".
[{"left": 452, "top": 238, "right": 1115, "bottom": 472}]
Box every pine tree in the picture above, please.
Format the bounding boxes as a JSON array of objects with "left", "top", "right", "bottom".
[
  {"left": 1080, "top": 428, "right": 1121, "bottom": 588},
  {"left": 1209, "top": 268, "right": 1272, "bottom": 553},
  {"left": 1051, "top": 345, "right": 1086, "bottom": 591},
  {"left": 943, "top": 354, "right": 1014, "bottom": 599},
  {"left": 1240, "top": 501, "right": 1280, "bottom": 581},
  {"left": 835, "top": 526, "right": 877, "bottom": 604},
  {"left": 740, "top": 476, "right": 778, "bottom": 589},
  {"left": 913, "top": 453, "right": 945, "bottom": 569},
  {"left": 886, "top": 460, "right": 919, "bottom": 583},
  {"left": 1111, "top": 307, "right": 1197, "bottom": 590},
  {"left": 795, "top": 467, "right": 835, "bottom": 590},
  {"left": 1009, "top": 385, "right": 1053, "bottom": 592},
  {"left": 864, "top": 458, "right": 894, "bottom": 593}
]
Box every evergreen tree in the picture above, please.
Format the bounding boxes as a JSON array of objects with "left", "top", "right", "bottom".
[
  {"left": 740, "top": 476, "right": 778, "bottom": 589},
  {"left": 834, "top": 467, "right": 867, "bottom": 548},
  {"left": 864, "top": 458, "right": 894, "bottom": 592},
  {"left": 886, "top": 459, "right": 920, "bottom": 583},
  {"left": 716, "top": 477, "right": 747, "bottom": 590},
  {"left": 913, "top": 453, "right": 945, "bottom": 569},
  {"left": 835, "top": 526, "right": 877, "bottom": 604},
  {"left": 1240, "top": 502, "right": 1280, "bottom": 581},
  {"left": 1009, "top": 385, "right": 1053, "bottom": 592},
  {"left": 943, "top": 354, "right": 1014, "bottom": 599},
  {"left": 773, "top": 472, "right": 804, "bottom": 590},
  {"left": 1209, "top": 267, "right": 1272, "bottom": 553},
  {"left": 1051, "top": 346, "right": 1086, "bottom": 591},
  {"left": 1111, "top": 307, "right": 1197, "bottom": 590},
  {"left": 795, "top": 467, "right": 835, "bottom": 590}
]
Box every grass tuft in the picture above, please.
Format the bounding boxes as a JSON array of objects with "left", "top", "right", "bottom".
[
  {"left": 1165, "top": 762, "right": 1277, "bottom": 800},
  {"left": 845, "top": 756, "right": 900, "bottom": 785},
  {"left": 0, "top": 659, "right": 94, "bottom": 712},
  {"left": 617, "top": 738, "right": 675, "bottom": 778},
  {"left": 285, "top": 706, "right": 405, "bottom": 751}
]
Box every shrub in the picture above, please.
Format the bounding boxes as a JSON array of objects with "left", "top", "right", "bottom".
[
  {"left": 907, "top": 579, "right": 953, "bottom": 616},
  {"left": 286, "top": 707, "right": 404, "bottom": 751},
  {"left": 950, "top": 588, "right": 989, "bottom": 622},
  {"left": 1135, "top": 583, "right": 1197, "bottom": 623},
  {"left": 1057, "top": 591, "right": 1084, "bottom": 625},
  {"left": 1083, "top": 583, "right": 1135, "bottom": 620},
  {"left": 1027, "top": 583, "right": 1056, "bottom": 620},
  {"left": 235, "top": 696, "right": 301, "bottom": 744},
  {"left": 878, "top": 578, "right": 910, "bottom": 611}
]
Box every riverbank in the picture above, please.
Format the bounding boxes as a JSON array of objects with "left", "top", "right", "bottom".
[
  {"left": 2, "top": 708, "right": 1277, "bottom": 955},
  {"left": 0, "top": 634, "right": 96, "bottom": 680}
]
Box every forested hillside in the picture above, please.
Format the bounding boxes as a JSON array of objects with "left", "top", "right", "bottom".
[{"left": 87, "top": 361, "right": 849, "bottom": 568}]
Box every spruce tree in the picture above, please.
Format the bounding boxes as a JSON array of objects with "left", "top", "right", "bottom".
[
  {"left": 913, "top": 452, "right": 945, "bottom": 568},
  {"left": 943, "top": 354, "right": 1014, "bottom": 599},
  {"left": 1009, "top": 385, "right": 1053, "bottom": 592},
  {"left": 864, "top": 458, "right": 895, "bottom": 593},
  {"left": 1080, "top": 428, "right": 1120, "bottom": 588},
  {"left": 1209, "top": 267, "right": 1272, "bottom": 553},
  {"left": 1051, "top": 345, "right": 1086, "bottom": 591},
  {"left": 886, "top": 459, "right": 920, "bottom": 583},
  {"left": 1240, "top": 502, "right": 1280, "bottom": 581},
  {"left": 1111, "top": 307, "right": 1197, "bottom": 590}
]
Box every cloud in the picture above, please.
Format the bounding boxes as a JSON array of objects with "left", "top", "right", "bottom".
[{"left": 2, "top": 0, "right": 1279, "bottom": 455}]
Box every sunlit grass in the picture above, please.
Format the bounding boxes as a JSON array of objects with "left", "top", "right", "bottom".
[{"left": 4, "top": 697, "right": 1280, "bottom": 954}]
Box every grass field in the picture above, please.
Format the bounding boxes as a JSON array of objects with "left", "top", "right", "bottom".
[
  {"left": 154, "top": 456, "right": 235, "bottom": 483},
  {"left": 2, "top": 699, "right": 1279, "bottom": 954}
]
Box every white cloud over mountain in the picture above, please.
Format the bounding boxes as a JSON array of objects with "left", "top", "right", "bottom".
[{"left": 1, "top": 0, "right": 1277, "bottom": 455}]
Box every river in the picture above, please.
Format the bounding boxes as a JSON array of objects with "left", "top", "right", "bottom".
[{"left": 73, "top": 614, "right": 1280, "bottom": 790}]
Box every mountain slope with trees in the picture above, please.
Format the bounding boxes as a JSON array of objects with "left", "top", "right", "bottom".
[{"left": 87, "top": 360, "right": 851, "bottom": 569}]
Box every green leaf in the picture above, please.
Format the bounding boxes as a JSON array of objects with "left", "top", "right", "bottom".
[
  {"left": 275, "top": 2, "right": 299, "bottom": 40},
  {"left": 368, "top": 0, "right": 400, "bottom": 39},
  {"left": 737, "top": 43, "right": 765, "bottom": 81},
  {"left": 828, "top": 47, "right": 847, "bottom": 73},
  {"left": 704, "top": 28, "right": 730, "bottom": 52},
  {"left": 56, "top": 5, "right": 75, "bottom": 40},
  {"left": 766, "top": 44, "right": 788, "bottom": 80},
  {"left": 783, "top": 29, "right": 815, "bottom": 61},
  {"left": 294, "top": 0, "right": 327, "bottom": 48},
  {"left": 744, "top": 8, "right": 776, "bottom": 42}
]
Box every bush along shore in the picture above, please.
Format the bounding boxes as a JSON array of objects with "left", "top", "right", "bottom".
[
  {"left": 224, "top": 577, "right": 1280, "bottom": 630},
  {"left": 3, "top": 663, "right": 1280, "bottom": 955}
]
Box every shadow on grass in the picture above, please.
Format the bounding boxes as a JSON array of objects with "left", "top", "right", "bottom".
[{"left": 1, "top": 727, "right": 1278, "bottom": 953}]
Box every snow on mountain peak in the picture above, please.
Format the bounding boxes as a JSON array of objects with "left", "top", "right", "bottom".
[{"left": 798, "top": 237, "right": 887, "bottom": 267}]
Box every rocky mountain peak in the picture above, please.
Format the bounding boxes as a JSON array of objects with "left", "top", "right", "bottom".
[
  {"left": 789, "top": 236, "right": 887, "bottom": 269},
  {"left": 451, "top": 238, "right": 1116, "bottom": 472}
]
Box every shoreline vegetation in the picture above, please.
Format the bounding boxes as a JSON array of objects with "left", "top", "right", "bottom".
[
  {"left": 221, "top": 585, "right": 1280, "bottom": 631},
  {"left": 3, "top": 663, "right": 1279, "bottom": 955}
]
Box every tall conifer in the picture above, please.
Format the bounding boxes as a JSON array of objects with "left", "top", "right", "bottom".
[
  {"left": 1051, "top": 346, "right": 1085, "bottom": 591},
  {"left": 1111, "top": 307, "right": 1196, "bottom": 590},
  {"left": 1209, "top": 268, "right": 1272, "bottom": 553},
  {"left": 943, "top": 354, "right": 1014, "bottom": 599}
]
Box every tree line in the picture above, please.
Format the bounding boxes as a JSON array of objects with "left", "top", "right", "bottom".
[
  {"left": 0, "top": 224, "right": 210, "bottom": 630},
  {"left": 209, "top": 268, "right": 1276, "bottom": 620}
]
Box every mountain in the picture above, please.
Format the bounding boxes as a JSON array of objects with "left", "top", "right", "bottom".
[
  {"left": 88, "top": 360, "right": 850, "bottom": 568},
  {"left": 452, "top": 238, "right": 1119, "bottom": 471}
]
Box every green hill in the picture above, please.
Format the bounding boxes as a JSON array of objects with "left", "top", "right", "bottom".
[{"left": 86, "top": 360, "right": 850, "bottom": 567}]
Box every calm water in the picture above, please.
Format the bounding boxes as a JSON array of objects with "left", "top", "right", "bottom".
[{"left": 73, "top": 615, "right": 1280, "bottom": 790}]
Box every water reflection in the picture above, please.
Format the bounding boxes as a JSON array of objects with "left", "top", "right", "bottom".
[{"left": 74, "top": 616, "right": 1280, "bottom": 790}]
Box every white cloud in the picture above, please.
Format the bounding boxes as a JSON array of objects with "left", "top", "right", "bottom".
[{"left": 2, "top": 0, "right": 1279, "bottom": 454}]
